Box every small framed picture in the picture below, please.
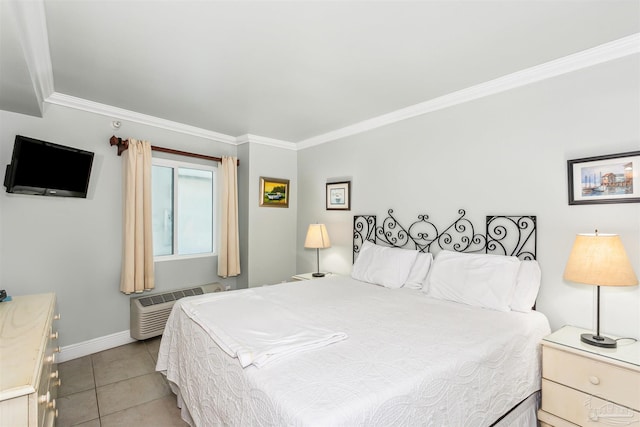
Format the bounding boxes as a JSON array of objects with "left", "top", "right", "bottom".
[
  {"left": 260, "top": 177, "right": 289, "bottom": 208},
  {"left": 568, "top": 151, "right": 640, "bottom": 205},
  {"left": 326, "top": 181, "right": 351, "bottom": 210}
]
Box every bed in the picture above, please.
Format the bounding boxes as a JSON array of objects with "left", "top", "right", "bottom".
[{"left": 156, "top": 210, "right": 550, "bottom": 426}]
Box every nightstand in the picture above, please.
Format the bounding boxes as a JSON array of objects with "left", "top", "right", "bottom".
[
  {"left": 538, "top": 325, "right": 640, "bottom": 427},
  {"left": 291, "top": 272, "right": 336, "bottom": 281}
]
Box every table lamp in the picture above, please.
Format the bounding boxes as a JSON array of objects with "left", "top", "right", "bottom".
[
  {"left": 304, "top": 224, "right": 331, "bottom": 277},
  {"left": 563, "top": 231, "right": 638, "bottom": 348}
]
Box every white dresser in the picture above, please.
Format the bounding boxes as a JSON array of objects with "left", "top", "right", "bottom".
[
  {"left": 538, "top": 325, "right": 640, "bottom": 426},
  {"left": 0, "top": 293, "right": 60, "bottom": 427}
]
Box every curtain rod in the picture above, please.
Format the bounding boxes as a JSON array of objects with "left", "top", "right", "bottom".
[{"left": 109, "top": 136, "right": 239, "bottom": 165}]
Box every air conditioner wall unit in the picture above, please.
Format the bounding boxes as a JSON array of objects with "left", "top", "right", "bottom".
[{"left": 130, "top": 282, "right": 224, "bottom": 340}]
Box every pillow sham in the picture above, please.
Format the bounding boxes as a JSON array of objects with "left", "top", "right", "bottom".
[
  {"left": 425, "top": 250, "right": 521, "bottom": 312},
  {"left": 403, "top": 252, "right": 433, "bottom": 289},
  {"left": 510, "top": 260, "right": 541, "bottom": 313},
  {"left": 351, "top": 241, "right": 419, "bottom": 289}
]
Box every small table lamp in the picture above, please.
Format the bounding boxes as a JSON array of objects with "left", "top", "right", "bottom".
[
  {"left": 563, "top": 231, "right": 638, "bottom": 348},
  {"left": 305, "top": 224, "right": 331, "bottom": 277}
]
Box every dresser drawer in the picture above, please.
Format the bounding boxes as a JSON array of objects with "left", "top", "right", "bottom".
[
  {"left": 542, "top": 379, "right": 640, "bottom": 426},
  {"left": 37, "top": 332, "right": 59, "bottom": 427},
  {"left": 543, "top": 346, "right": 640, "bottom": 411}
]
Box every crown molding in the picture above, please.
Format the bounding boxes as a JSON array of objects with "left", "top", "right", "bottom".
[
  {"left": 45, "top": 93, "right": 298, "bottom": 148},
  {"left": 45, "top": 93, "right": 299, "bottom": 148},
  {"left": 46, "top": 92, "right": 238, "bottom": 145},
  {"left": 297, "top": 33, "right": 640, "bottom": 149},
  {"left": 8, "top": 0, "right": 55, "bottom": 116},
  {"left": 236, "top": 134, "right": 297, "bottom": 150}
]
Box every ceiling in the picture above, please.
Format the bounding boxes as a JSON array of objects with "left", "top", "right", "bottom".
[{"left": 1, "top": 1, "right": 639, "bottom": 146}]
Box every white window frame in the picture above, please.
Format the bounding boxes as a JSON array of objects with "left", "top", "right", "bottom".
[{"left": 152, "top": 157, "right": 217, "bottom": 262}]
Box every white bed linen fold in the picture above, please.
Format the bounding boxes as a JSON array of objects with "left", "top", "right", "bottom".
[
  {"left": 180, "top": 289, "right": 348, "bottom": 368},
  {"left": 157, "top": 276, "right": 551, "bottom": 427}
]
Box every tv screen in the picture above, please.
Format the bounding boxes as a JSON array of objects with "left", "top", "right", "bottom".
[{"left": 4, "top": 135, "right": 94, "bottom": 198}]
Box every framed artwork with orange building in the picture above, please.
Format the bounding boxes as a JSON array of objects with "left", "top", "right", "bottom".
[{"left": 568, "top": 151, "right": 640, "bottom": 205}]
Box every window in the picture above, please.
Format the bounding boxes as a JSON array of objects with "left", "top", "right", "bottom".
[{"left": 151, "top": 158, "right": 216, "bottom": 260}]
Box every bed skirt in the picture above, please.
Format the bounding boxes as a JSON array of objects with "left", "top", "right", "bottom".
[{"left": 493, "top": 391, "right": 540, "bottom": 427}]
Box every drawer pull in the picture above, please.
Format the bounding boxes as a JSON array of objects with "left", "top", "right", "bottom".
[
  {"left": 54, "top": 378, "right": 62, "bottom": 387},
  {"left": 50, "top": 370, "right": 59, "bottom": 379},
  {"left": 53, "top": 313, "right": 61, "bottom": 320},
  {"left": 589, "top": 375, "right": 600, "bottom": 385},
  {"left": 39, "top": 391, "right": 50, "bottom": 404},
  {"left": 54, "top": 346, "right": 61, "bottom": 353},
  {"left": 50, "top": 331, "right": 59, "bottom": 340},
  {"left": 47, "top": 399, "right": 56, "bottom": 409},
  {"left": 46, "top": 354, "right": 56, "bottom": 363}
]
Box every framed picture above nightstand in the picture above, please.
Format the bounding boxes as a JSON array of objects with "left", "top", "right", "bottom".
[
  {"left": 291, "top": 272, "right": 336, "bottom": 281},
  {"left": 537, "top": 325, "right": 640, "bottom": 427}
]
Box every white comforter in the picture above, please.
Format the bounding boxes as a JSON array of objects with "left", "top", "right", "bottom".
[
  {"left": 179, "top": 289, "right": 348, "bottom": 368},
  {"left": 157, "top": 276, "right": 550, "bottom": 427}
]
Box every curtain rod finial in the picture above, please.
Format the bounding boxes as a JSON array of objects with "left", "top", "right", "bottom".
[{"left": 109, "top": 135, "right": 128, "bottom": 156}]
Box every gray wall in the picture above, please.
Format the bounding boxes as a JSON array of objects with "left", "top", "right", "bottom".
[
  {"left": 236, "top": 142, "right": 251, "bottom": 289},
  {"left": 0, "top": 104, "right": 239, "bottom": 348},
  {"left": 296, "top": 56, "right": 640, "bottom": 339},
  {"left": 241, "top": 142, "right": 298, "bottom": 287}
]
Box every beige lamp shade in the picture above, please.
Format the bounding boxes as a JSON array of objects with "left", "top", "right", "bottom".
[
  {"left": 304, "top": 224, "right": 331, "bottom": 249},
  {"left": 563, "top": 233, "right": 638, "bottom": 287}
]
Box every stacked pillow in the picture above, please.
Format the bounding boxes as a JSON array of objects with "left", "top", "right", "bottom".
[
  {"left": 351, "top": 241, "right": 420, "bottom": 289},
  {"left": 510, "top": 260, "right": 542, "bottom": 312},
  {"left": 403, "top": 252, "right": 434, "bottom": 290},
  {"left": 351, "top": 242, "right": 541, "bottom": 312},
  {"left": 426, "top": 250, "right": 520, "bottom": 312}
]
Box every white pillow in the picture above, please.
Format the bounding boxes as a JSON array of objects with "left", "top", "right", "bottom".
[
  {"left": 403, "top": 252, "right": 433, "bottom": 289},
  {"left": 352, "top": 241, "right": 419, "bottom": 289},
  {"left": 510, "top": 260, "right": 541, "bottom": 313},
  {"left": 426, "top": 250, "right": 521, "bottom": 312}
]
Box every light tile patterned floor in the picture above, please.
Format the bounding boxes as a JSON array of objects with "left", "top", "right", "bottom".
[{"left": 56, "top": 337, "right": 188, "bottom": 426}]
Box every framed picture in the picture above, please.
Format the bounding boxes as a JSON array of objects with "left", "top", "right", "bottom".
[
  {"left": 568, "top": 151, "right": 640, "bottom": 205},
  {"left": 326, "top": 181, "right": 351, "bottom": 210},
  {"left": 259, "top": 177, "right": 289, "bottom": 208}
]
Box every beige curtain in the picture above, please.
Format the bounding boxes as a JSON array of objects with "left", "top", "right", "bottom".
[
  {"left": 120, "top": 139, "right": 155, "bottom": 294},
  {"left": 218, "top": 156, "right": 241, "bottom": 277}
]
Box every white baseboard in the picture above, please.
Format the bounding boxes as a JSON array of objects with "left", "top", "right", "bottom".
[{"left": 58, "top": 330, "right": 137, "bottom": 363}]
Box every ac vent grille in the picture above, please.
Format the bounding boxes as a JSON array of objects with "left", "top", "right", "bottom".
[
  {"left": 137, "top": 287, "right": 206, "bottom": 307},
  {"left": 130, "top": 283, "right": 224, "bottom": 340}
]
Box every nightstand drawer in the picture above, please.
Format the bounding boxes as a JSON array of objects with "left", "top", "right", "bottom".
[
  {"left": 542, "top": 379, "right": 640, "bottom": 426},
  {"left": 538, "top": 411, "right": 579, "bottom": 427},
  {"left": 543, "top": 346, "right": 640, "bottom": 411}
]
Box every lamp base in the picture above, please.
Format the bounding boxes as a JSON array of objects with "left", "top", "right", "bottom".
[
  {"left": 580, "top": 333, "right": 617, "bottom": 348},
  {"left": 312, "top": 272, "right": 325, "bottom": 277}
]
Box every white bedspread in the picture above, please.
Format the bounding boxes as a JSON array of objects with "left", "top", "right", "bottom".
[
  {"left": 179, "top": 289, "right": 348, "bottom": 368},
  {"left": 157, "top": 276, "right": 550, "bottom": 427}
]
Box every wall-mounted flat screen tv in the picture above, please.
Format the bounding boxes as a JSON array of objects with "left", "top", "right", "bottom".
[{"left": 4, "top": 135, "right": 94, "bottom": 198}]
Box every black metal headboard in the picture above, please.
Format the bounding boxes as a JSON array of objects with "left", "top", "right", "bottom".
[{"left": 353, "top": 209, "right": 536, "bottom": 262}]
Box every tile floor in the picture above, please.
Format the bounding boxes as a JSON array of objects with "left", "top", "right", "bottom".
[{"left": 56, "top": 337, "right": 188, "bottom": 426}]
